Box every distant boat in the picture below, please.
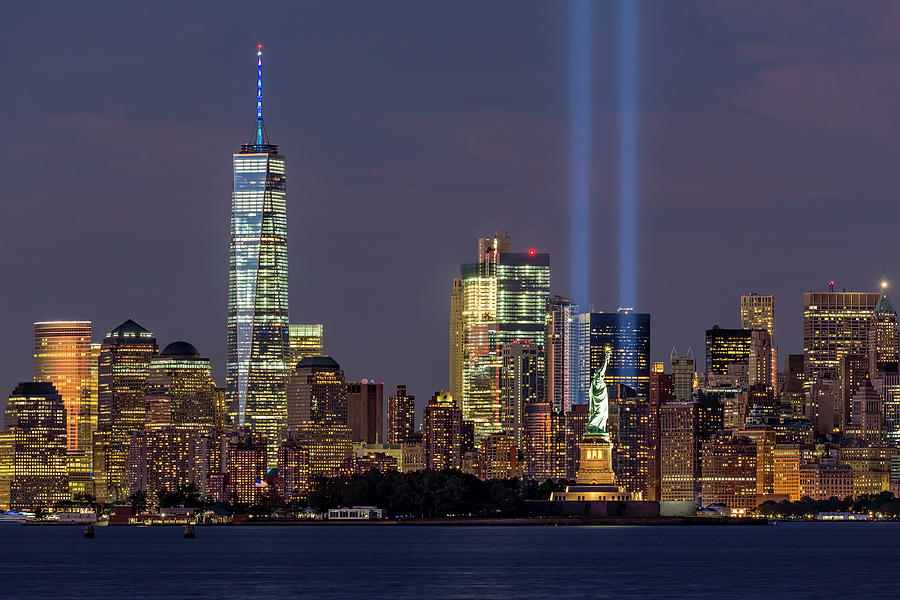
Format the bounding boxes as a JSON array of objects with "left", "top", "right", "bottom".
[{"left": 0, "top": 511, "right": 32, "bottom": 524}]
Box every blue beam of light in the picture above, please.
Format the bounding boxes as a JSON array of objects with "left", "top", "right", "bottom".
[
  {"left": 569, "top": 0, "right": 592, "bottom": 310},
  {"left": 618, "top": 0, "right": 638, "bottom": 312}
]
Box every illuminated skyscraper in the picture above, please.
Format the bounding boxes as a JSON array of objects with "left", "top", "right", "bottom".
[
  {"left": 0, "top": 383, "right": 69, "bottom": 511},
  {"left": 803, "top": 289, "right": 878, "bottom": 387},
  {"left": 226, "top": 45, "right": 290, "bottom": 467},
  {"left": 285, "top": 357, "right": 346, "bottom": 430},
  {"left": 288, "top": 324, "right": 324, "bottom": 366},
  {"left": 33, "top": 322, "right": 93, "bottom": 456},
  {"left": 424, "top": 391, "right": 462, "bottom": 470},
  {"left": 576, "top": 309, "right": 650, "bottom": 400},
  {"left": 705, "top": 326, "right": 751, "bottom": 376},
  {"left": 144, "top": 342, "right": 217, "bottom": 434},
  {"left": 451, "top": 231, "right": 550, "bottom": 443},
  {"left": 545, "top": 296, "right": 579, "bottom": 412},
  {"left": 387, "top": 385, "right": 415, "bottom": 445},
  {"left": 97, "top": 319, "right": 158, "bottom": 501},
  {"left": 500, "top": 341, "right": 544, "bottom": 447},
  {"left": 741, "top": 293, "right": 776, "bottom": 388},
  {"left": 869, "top": 284, "right": 898, "bottom": 375}
]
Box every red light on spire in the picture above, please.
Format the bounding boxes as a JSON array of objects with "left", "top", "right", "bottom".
[
  {"left": 529, "top": 249, "right": 536, "bottom": 256},
  {"left": 258, "top": 43, "right": 262, "bottom": 49}
]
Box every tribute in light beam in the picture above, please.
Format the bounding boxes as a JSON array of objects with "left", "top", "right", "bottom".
[
  {"left": 570, "top": 0, "right": 592, "bottom": 309},
  {"left": 618, "top": 0, "right": 637, "bottom": 312}
]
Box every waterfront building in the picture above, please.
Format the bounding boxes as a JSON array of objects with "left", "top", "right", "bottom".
[
  {"left": 33, "top": 321, "right": 95, "bottom": 494},
  {"left": 610, "top": 385, "right": 652, "bottom": 499},
  {"left": 772, "top": 444, "right": 812, "bottom": 501},
  {"left": 705, "top": 326, "right": 752, "bottom": 377},
  {"left": 387, "top": 385, "right": 415, "bottom": 445},
  {"left": 798, "top": 462, "right": 854, "bottom": 500},
  {"left": 424, "top": 391, "right": 462, "bottom": 470},
  {"left": 288, "top": 324, "right": 324, "bottom": 366},
  {"left": 285, "top": 357, "right": 346, "bottom": 430},
  {"left": 670, "top": 347, "right": 695, "bottom": 400},
  {"left": 736, "top": 426, "right": 776, "bottom": 497},
  {"left": 288, "top": 422, "right": 352, "bottom": 478},
  {"left": 545, "top": 296, "right": 579, "bottom": 413},
  {"left": 500, "top": 341, "right": 544, "bottom": 447},
  {"left": 479, "top": 433, "right": 517, "bottom": 480},
  {"left": 700, "top": 433, "right": 758, "bottom": 513},
  {"left": 576, "top": 310, "right": 651, "bottom": 400},
  {"left": 127, "top": 428, "right": 204, "bottom": 504},
  {"left": 0, "top": 383, "right": 68, "bottom": 510},
  {"left": 144, "top": 342, "right": 216, "bottom": 434},
  {"left": 451, "top": 231, "right": 550, "bottom": 443},
  {"left": 277, "top": 437, "right": 310, "bottom": 502},
  {"left": 224, "top": 428, "right": 268, "bottom": 505},
  {"left": 226, "top": 46, "right": 290, "bottom": 468},
  {"left": 346, "top": 381, "right": 383, "bottom": 444},
  {"left": 803, "top": 289, "right": 878, "bottom": 388},
  {"left": 97, "top": 319, "right": 158, "bottom": 501},
  {"left": 838, "top": 446, "right": 898, "bottom": 496}
]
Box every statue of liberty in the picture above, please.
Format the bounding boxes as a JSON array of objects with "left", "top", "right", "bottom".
[{"left": 585, "top": 345, "right": 612, "bottom": 439}]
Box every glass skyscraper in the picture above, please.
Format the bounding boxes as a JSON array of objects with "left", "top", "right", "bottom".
[{"left": 226, "top": 45, "right": 289, "bottom": 467}]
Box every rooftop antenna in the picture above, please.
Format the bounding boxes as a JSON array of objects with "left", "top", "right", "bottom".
[{"left": 255, "top": 44, "right": 265, "bottom": 146}]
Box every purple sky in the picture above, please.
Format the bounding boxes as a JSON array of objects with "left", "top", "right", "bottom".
[{"left": 3, "top": 1, "right": 900, "bottom": 415}]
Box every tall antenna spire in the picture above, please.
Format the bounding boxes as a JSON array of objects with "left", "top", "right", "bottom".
[{"left": 255, "top": 43, "right": 264, "bottom": 146}]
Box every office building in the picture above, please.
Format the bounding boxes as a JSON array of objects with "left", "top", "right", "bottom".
[
  {"left": 451, "top": 231, "right": 550, "bottom": 443},
  {"left": 224, "top": 428, "right": 268, "bottom": 504},
  {"left": 660, "top": 400, "right": 699, "bottom": 502},
  {"left": 670, "top": 347, "right": 695, "bottom": 400},
  {"left": 838, "top": 354, "right": 869, "bottom": 432},
  {"left": 144, "top": 342, "right": 216, "bottom": 434},
  {"left": 803, "top": 289, "right": 878, "bottom": 387},
  {"left": 97, "top": 319, "right": 158, "bottom": 501},
  {"left": 741, "top": 293, "right": 776, "bottom": 387},
  {"left": 610, "top": 385, "right": 652, "bottom": 499},
  {"left": 277, "top": 437, "right": 310, "bottom": 502},
  {"left": 545, "top": 296, "right": 579, "bottom": 412},
  {"left": 849, "top": 380, "right": 885, "bottom": 445},
  {"left": 576, "top": 309, "right": 651, "bottom": 400},
  {"left": 127, "top": 428, "right": 204, "bottom": 503},
  {"left": 347, "top": 381, "right": 383, "bottom": 444},
  {"left": 424, "top": 391, "right": 462, "bottom": 470},
  {"left": 387, "top": 385, "right": 415, "bottom": 445},
  {"left": 705, "top": 326, "right": 752, "bottom": 377},
  {"left": 869, "top": 284, "right": 899, "bottom": 375},
  {"left": 0, "top": 383, "right": 69, "bottom": 510},
  {"left": 523, "top": 402, "right": 566, "bottom": 481},
  {"left": 287, "top": 423, "right": 352, "bottom": 478},
  {"left": 700, "top": 433, "right": 758, "bottom": 513},
  {"left": 226, "top": 46, "right": 290, "bottom": 467},
  {"left": 648, "top": 371, "right": 672, "bottom": 500},
  {"left": 564, "top": 403, "right": 589, "bottom": 479},
  {"left": 288, "top": 324, "right": 324, "bottom": 367},
  {"left": 285, "top": 357, "right": 346, "bottom": 430},
  {"left": 500, "top": 341, "right": 544, "bottom": 447},
  {"left": 748, "top": 330, "right": 773, "bottom": 389},
  {"left": 478, "top": 433, "right": 518, "bottom": 480}
]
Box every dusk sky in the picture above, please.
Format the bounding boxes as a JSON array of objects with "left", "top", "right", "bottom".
[{"left": 3, "top": 1, "right": 900, "bottom": 415}]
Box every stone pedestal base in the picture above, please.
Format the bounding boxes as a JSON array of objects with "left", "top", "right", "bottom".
[
  {"left": 576, "top": 436, "right": 616, "bottom": 485},
  {"left": 550, "top": 435, "right": 631, "bottom": 502}
]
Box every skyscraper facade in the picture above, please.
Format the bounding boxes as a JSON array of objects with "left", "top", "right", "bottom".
[
  {"left": 424, "top": 391, "right": 462, "bottom": 470},
  {"left": 451, "top": 231, "right": 550, "bottom": 443},
  {"left": 869, "top": 285, "right": 899, "bottom": 375},
  {"left": 346, "top": 382, "right": 383, "bottom": 444},
  {"left": 705, "top": 326, "right": 752, "bottom": 376},
  {"left": 803, "top": 290, "right": 878, "bottom": 387},
  {"left": 670, "top": 347, "right": 695, "bottom": 400},
  {"left": 499, "top": 341, "right": 544, "bottom": 447},
  {"left": 545, "top": 296, "right": 579, "bottom": 412},
  {"left": 576, "top": 309, "right": 651, "bottom": 400},
  {"left": 288, "top": 324, "right": 324, "bottom": 367},
  {"left": 227, "top": 45, "right": 290, "bottom": 467},
  {"left": 285, "top": 356, "right": 346, "bottom": 430},
  {"left": 741, "top": 293, "right": 776, "bottom": 388},
  {"left": 144, "top": 342, "right": 217, "bottom": 434},
  {"left": 97, "top": 319, "right": 158, "bottom": 501},
  {"left": 387, "top": 385, "right": 415, "bottom": 445}
]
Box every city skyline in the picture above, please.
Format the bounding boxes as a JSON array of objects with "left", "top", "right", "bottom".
[{"left": 4, "top": 2, "right": 900, "bottom": 418}]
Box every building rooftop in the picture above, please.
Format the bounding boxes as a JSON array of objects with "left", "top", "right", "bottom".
[
  {"left": 107, "top": 319, "right": 153, "bottom": 339},
  {"left": 160, "top": 341, "right": 200, "bottom": 357},
  {"left": 296, "top": 356, "right": 340, "bottom": 369}
]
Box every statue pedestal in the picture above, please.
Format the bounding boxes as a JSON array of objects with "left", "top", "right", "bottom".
[
  {"left": 550, "top": 435, "right": 631, "bottom": 502},
  {"left": 576, "top": 436, "right": 616, "bottom": 485}
]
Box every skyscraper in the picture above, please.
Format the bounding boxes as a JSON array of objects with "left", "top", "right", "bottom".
[
  {"left": 670, "top": 347, "right": 695, "bottom": 400},
  {"left": 0, "top": 382, "right": 69, "bottom": 511},
  {"left": 387, "top": 385, "right": 415, "bottom": 445},
  {"left": 451, "top": 231, "right": 550, "bottom": 443},
  {"left": 424, "top": 391, "right": 462, "bottom": 470},
  {"left": 144, "top": 342, "right": 217, "bottom": 434},
  {"left": 346, "top": 382, "right": 383, "bottom": 444},
  {"left": 227, "top": 45, "right": 290, "bottom": 467},
  {"left": 803, "top": 289, "right": 878, "bottom": 388},
  {"left": 285, "top": 357, "right": 346, "bottom": 430},
  {"left": 33, "top": 322, "right": 93, "bottom": 455},
  {"left": 576, "top": 309, "right": 651, "bottom": 400},
  {"left": 499, "top": 341, "right": 544, "bottom": 447},
  {"left": 705, "top": 326, "right": 752, "bottom": 377},
  {"left": 741, "top": 293, "right": 776, "bottom": 388},
  {"left": 545, "top": 296, "right": 579, "bottom": 412},
  {"left": 288, "top": 324, "right": 324, "bottom": 366},
  {"left": 869, "top": 283, "right": 898, "bottom": 375},
  {"left": 97, "top": 319, "right": 158, "bottom": 501}
]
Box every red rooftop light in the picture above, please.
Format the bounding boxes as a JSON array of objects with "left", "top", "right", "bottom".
[{"left": 529, "top": 249, "right": 536, "bottom": 256}]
